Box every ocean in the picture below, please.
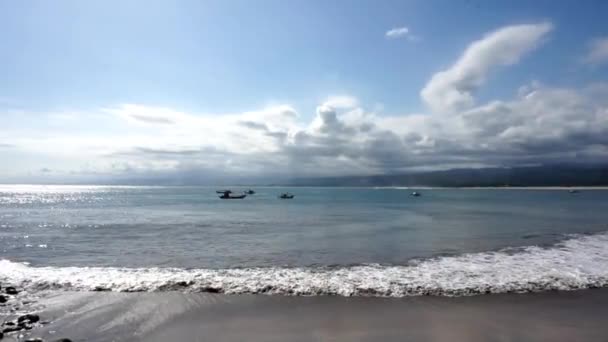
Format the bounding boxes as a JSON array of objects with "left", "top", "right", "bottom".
[{"left": 1, "top": 184, "right": 608, "bottom": 296}]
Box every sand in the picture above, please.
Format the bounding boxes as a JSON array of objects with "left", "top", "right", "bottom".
[{"left": 4, "top": 288, "right": 605, "bottom": 342}]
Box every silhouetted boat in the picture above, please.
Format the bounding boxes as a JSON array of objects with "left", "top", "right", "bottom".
[
  {"left": 245, "top": 189, "right": 255, "bottom": 194},
  {"left": 411, "top": 191, "right": 421, "bottom": 197},
  {"left": 217, "top": 190, "right": 246, "bottom": 199},
  {"left": 220, "top": 194, "right": 247, "bottom": 199},
  {"left": 279, "top": 193, "right": 294, "bottom": 199}
]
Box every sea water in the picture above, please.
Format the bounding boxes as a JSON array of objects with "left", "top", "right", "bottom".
[{"left": 1, "top": 185, "right": 608, "bottom": 296}]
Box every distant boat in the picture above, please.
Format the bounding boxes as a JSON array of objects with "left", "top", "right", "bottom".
[
  {"left": 568, "top": 189, "right": 580, "bottom": 194},
  {"left": 219, "top": 193, "right": 247, "bottom": 199},
  {"left": 279, "top": 192, "right": 294, "bottom": 199},
  {"left": 220, "top": 194, "right": 246, "bottom": 199},
  {"left": 245, "top": 189, "right": 255, "bottom": 195},
  {"left": 217, "top": 190, "right": 247, "bottom": 199},
  {"left": 411, "top": 191, "right": 421, "bottom": 197}
]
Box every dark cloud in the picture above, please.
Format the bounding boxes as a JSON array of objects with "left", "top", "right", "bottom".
[
  {"left": 314, "top": 105, "right": 356, "bottom": 135},
  {"left": 239, "top": 121, "right": 269, "bottom": 131},
  {"left": 94, "top": 85, "right": 608, "bottom": 182},
  {"left": 128, "top": 113, "right": 175, "bottom": 124},
  {"left": 136, "top": 147, "right": 202, "bottom": 156}
]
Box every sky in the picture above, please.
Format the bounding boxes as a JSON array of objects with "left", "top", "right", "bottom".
[{"left": 1, "top": 0, "right": 608, "bottom": 183}]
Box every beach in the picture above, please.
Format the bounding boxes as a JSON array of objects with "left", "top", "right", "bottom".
[
  {"left": 2, "top": 289, "right": 603, "bottom": 342},
  {"left": 2, "top": 185, "right": 608, "bottom": 341}
]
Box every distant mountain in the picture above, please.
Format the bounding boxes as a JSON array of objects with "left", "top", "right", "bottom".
[
  {"left": 8, "top": 164, "right": 607, "bottom": 187},
  {"left": 286, "top": 165, "right": 608, "bottom": 187}
]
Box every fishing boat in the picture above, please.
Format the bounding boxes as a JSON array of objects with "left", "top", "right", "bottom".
[
  {"left": 279, "top": 192, "right": 294, "bottom": 199},
  {"left": 217, "top": 190, "right": 247, "bottom": 199},
  {"left": 220, "top": 194, "right": 247, "bottom": 199}
]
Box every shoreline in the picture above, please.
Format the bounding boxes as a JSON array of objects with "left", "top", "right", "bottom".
[{"left": 10, "top": 288, "right": 608, "bottom": 342}]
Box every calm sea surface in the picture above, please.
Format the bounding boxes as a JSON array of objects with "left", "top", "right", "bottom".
[
  {"left": 1, "top": 185, "right": 607, "bottom": 268},
  {"left": 2, "top": 185, "right": 608, "bottom": 296}
]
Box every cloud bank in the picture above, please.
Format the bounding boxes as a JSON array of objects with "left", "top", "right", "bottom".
[{"left": 2, "top": 22, "right": 607, "bottom": 183}]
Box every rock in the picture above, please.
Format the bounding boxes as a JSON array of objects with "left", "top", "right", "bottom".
[
  {"left": 2, "top": 325, "right": 22, "bottom": 333},
  {"left": 52, "top": 339, "right": 73, "bottom": 342},
  {"left": 25, "top": 338, "right": 44, "bottom": 342},
  {"left": 202, "top": 286, "right": 222, "bottom": 293},
  {"left": 18, "top": 313, "right": 40, "bottom": 324},
  {"left": 4, "top": 287, "right": 18, "bottom": 295},
  {"left": 4, "top": 321, "right": 15, "bottom": 326},
  {"left": 0, "top": 294, "right": 7, "bottom": 303},
  {"left": 18, "top": 323, "right": 33, "bottom": 330},
  {"left": 0, "top": 331, "right": 3, "bottom": 339}
]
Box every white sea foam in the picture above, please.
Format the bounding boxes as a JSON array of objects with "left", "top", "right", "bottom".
[{"left": 2, "top": 232, "right": 608, "bottom": 297}]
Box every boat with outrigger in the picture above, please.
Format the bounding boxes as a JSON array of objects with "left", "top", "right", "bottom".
[
  {"left": 216, "top": 190, "right": 247, "bottom": 199},
  {"left": 279, "top": 192, "right": 294, "bottom": 199}
]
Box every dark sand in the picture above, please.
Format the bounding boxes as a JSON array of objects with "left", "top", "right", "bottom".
[{"left": 10, "top": 289, "right": 608, "bottom": 342}]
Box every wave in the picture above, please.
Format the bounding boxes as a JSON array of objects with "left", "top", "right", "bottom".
[{"left": 2, "top": 232, "right": 608, "bottom": 297}]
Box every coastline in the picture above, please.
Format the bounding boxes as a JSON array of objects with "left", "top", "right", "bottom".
[
  {"left": 371, "top": 186, "right": 608, "bottom": 190},
  {"left": 12, "top": 288, "right": 608, "bottom": 342},
  {"left": 2, "top": 183, "right": 608, "bottom": 190}
]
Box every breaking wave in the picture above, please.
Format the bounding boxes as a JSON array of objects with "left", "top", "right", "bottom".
[{"left": 2, "top": 232, "right": 608, "bottom": 297}]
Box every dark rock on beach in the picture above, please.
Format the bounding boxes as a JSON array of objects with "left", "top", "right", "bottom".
[
  {"left": 19, "top": 322, "right": 34, "bottom": 330},
  {"left": 1, "top": 312, "right": 47, "bottom": 337},
  {"left": 201, "top": 286, "right": 222, "bottom": 293},
  {"left": 4, "top": 286, "right": 18, "bottom": 295},
  {"left": 0, "top": 286, "right": 71, "bottom": 342},
  {"left": 2, "top": 325, "right": 22, "bottom": 333},
  {"left": 18, "top": 313, "right": 40, "bottom": 324},
  {"left": 93, "top": 286, "right": 110, "bottom": 292}
]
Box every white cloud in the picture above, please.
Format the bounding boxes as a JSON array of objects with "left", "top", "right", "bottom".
[
  {"left": 3, "top": 80, "right": 608, "bottom": 180},
  {"left": 4, "top": 23, "right": 608, "bottom": 182},
  {"left": 104, "top": 104, "right": 192, "bottom": 125},
  {"left": 321, "top": 95, "right": 359, "bottom": 109},
  {"left": 583, "top": 37, "right": 608, "bottom": 65},
  {"left": 421, "top": 22, "right": 553, "bottom": 113},
  {"left": 385, "top": 27, "right": 410, "bottom": 39}
]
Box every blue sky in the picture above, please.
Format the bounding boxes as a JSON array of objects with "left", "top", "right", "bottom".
[
  {"left": 2, "top": 0, "right": 607, "bottom": 116},
  {"left": 1, "top": 0, "right": 608, "bottom": 183}
]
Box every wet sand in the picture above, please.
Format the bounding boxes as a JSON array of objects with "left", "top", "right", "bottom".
[{"left": 16, "top": 289, "right": 608, "bottom": 342}]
